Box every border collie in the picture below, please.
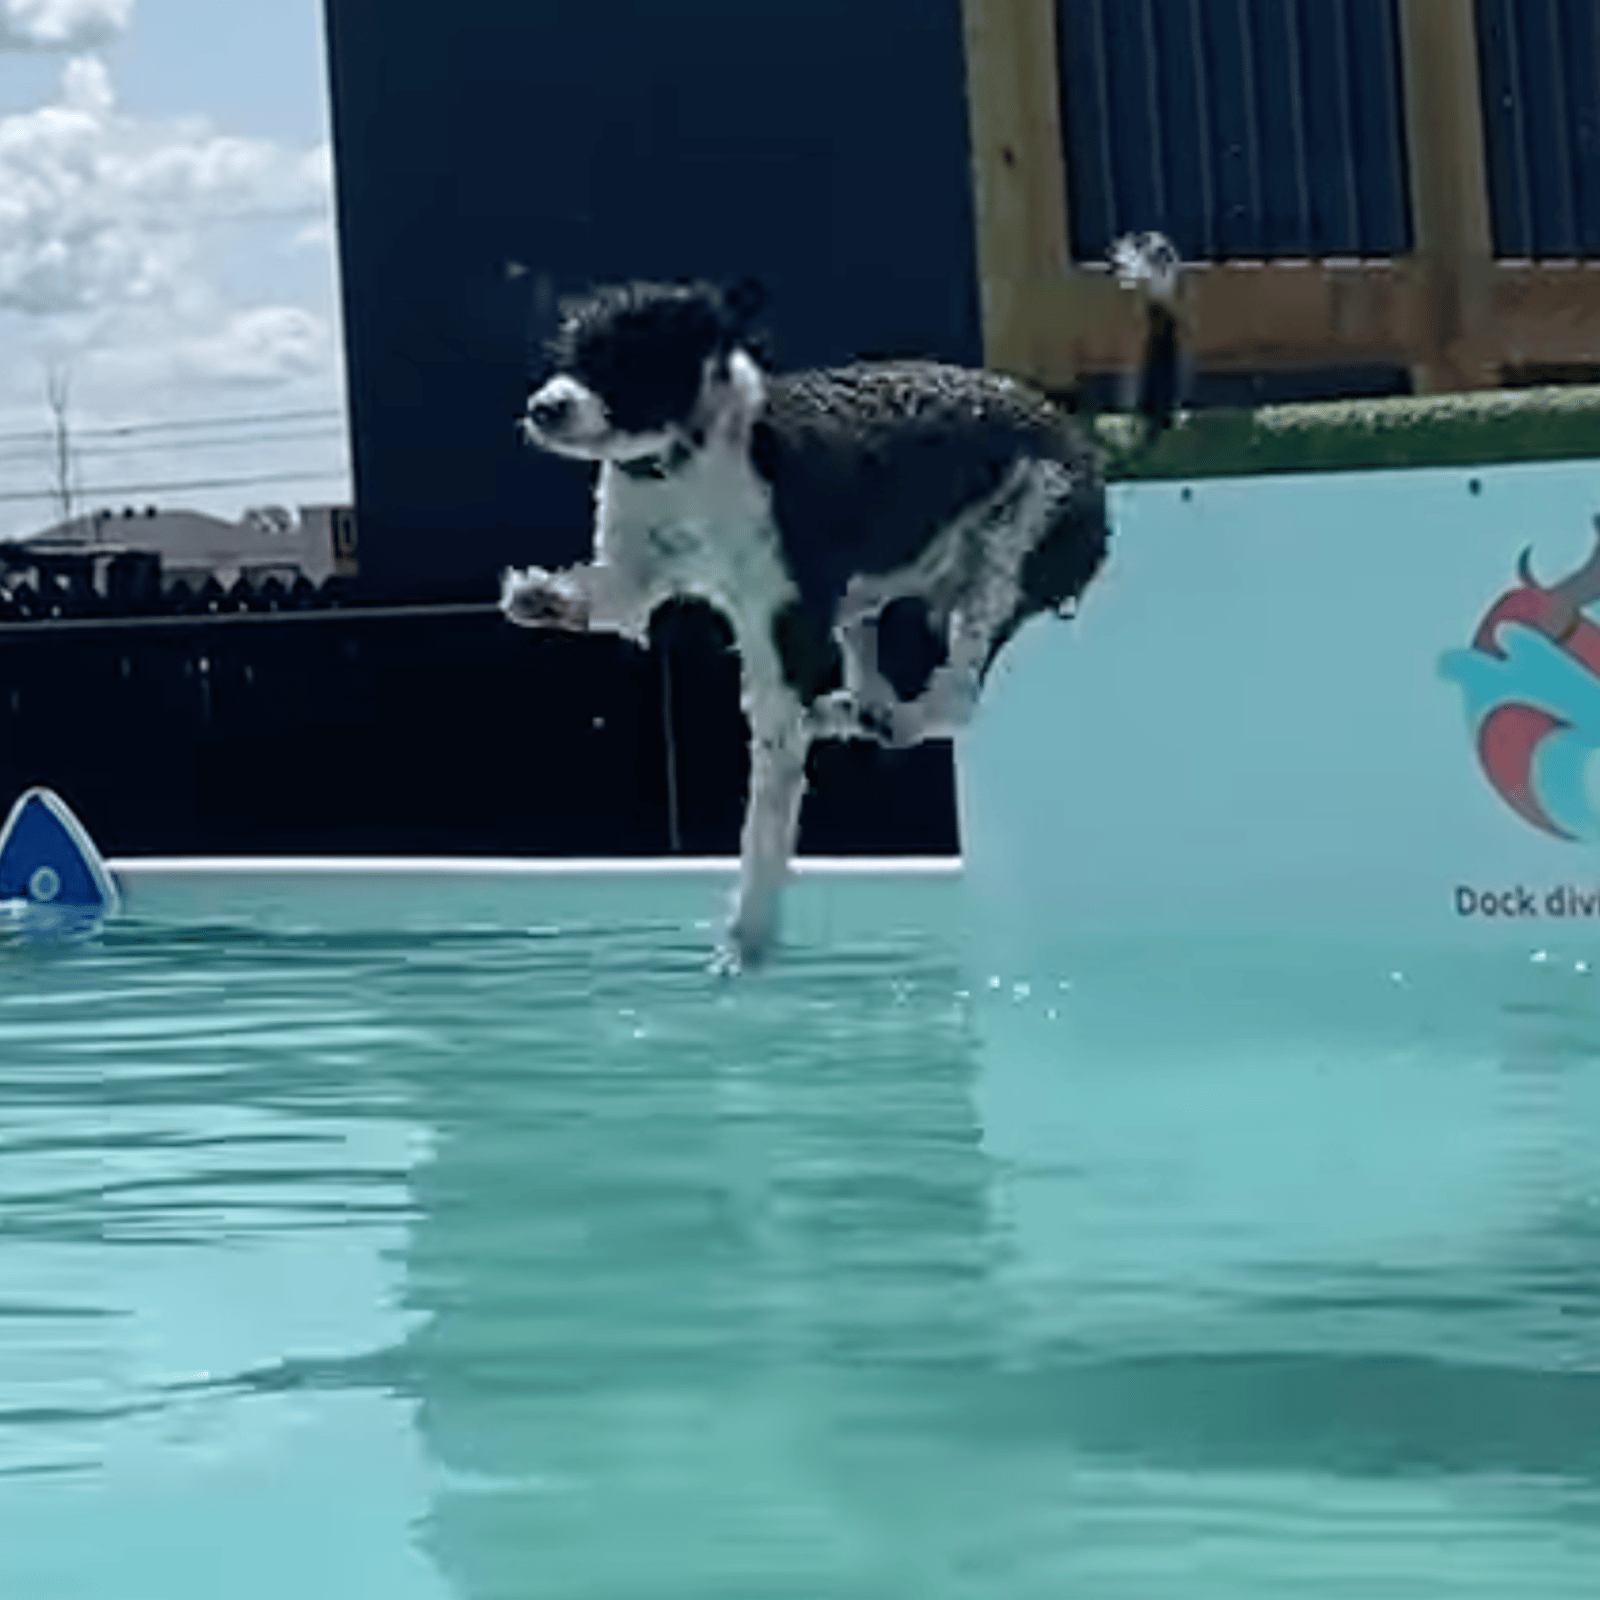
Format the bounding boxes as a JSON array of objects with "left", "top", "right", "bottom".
[{"left": 504, "top": 235, "right": 1181, "bottom": 969}]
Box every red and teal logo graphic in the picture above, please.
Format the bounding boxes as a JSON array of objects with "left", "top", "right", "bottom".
[{"left": 1440, "top": 518, "right": 1600, "bottom": 842}]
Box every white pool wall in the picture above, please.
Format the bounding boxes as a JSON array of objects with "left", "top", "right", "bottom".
[{"left": 955, "top": 458, "right": 1600, "bottom": 955}]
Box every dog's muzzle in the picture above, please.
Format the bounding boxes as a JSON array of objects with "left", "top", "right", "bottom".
[{"left": 527, "top": 394, "right": 573, "bottom": 434}]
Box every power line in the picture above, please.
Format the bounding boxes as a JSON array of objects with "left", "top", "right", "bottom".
[
  {"left": 0, "top": 427, "right": 348, "bottom": 465},
  {"left": 88, "top": 408, "right": 346, "bottom": 440},
  {"left": 0, "top": 467, "right": 351, "bottom": 504},
  {"left": 0, "top": 407, "right": 345, "bottom": 449}
]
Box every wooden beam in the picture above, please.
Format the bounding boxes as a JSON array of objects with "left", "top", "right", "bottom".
[
  {"left": 1032, "top": 262, "right": 1600, "bottom": 392},
  {"left": 1394, "top": 0, "right": 1496, "bottom": 391},
  {"left": 960, "top": 0, "right": 1074, "bottom": 381},
  {"left": 1480, "top": 263, "right": 1600, "bottom": 370},
  {"left": 1013, "top": 262, "right": 1419, "bottom": 391}
]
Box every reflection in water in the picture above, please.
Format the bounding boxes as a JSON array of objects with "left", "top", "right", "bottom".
[
  {"left": 398, "top": 920, "right": 998, "bottom": 1599},
  {"left": 966, "top": 938, "right": 1600, "bottom": 1489},
  {"left": 2, "top": 890, "right": 1599, "bottom": 1598},
  {"left": 0, "top": 925, "right": 450, "bottom": 1600}
]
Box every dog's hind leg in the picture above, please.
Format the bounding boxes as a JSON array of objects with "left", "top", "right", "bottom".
[
  {"left": 807, "top": 609, "right": 904, "bottom": 745},
  {"left": 890, "top": 459, "right": 1103, "bottom": 744},
  {"left": 888, "top": 571, "right": 1028, "bottom": 744},
  {"left": 724, "top": 708, "right": 810, "bottom": 971},
  {"left": 811, "top": 590, "right": 978, "bottom": 748}
]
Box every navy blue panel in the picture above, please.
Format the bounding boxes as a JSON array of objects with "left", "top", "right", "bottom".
[
  {"left": 1058, "top": 0, "right": 1119, "bottom": 258},
  {"left": 1298, "top": 0, "right": 1360, "bottom": 253},
  {"left": 1060, "top": 0, "right": 1412, "bottom": 261},
  {"left": 1476, "top": 0, "right": 1533, "bottom": 254},
  {"left": 1201, "top": 0, "right": 1261, "bottom": 256},
  {"left": 1345, "top": 0, "right": 1413, "bottom": 253},
  {"left": 1159, "top": 0, "right": 1218, "bottom": 256},
  {"left": 324, "top": 0, "right": 983, "bottom": 600},
  {"left": 1103, "top": 0, "right": 1166, "bottom": 237},
  {"left": 1570, "top": 0, "right": 1600, "bottom": 254},
  {"left": 1477, "top": 0, "right": 1600, "bottom": 257},
  {"left": 1251, "top": 0, "right": 1313, "bottom": 250},
  {"left": 1522, "top": 0, "right": 1576, "bottom": 252}
]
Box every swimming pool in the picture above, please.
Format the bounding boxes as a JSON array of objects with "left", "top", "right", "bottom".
[{"left": 3, "top": 862, "right": 1597, "bottom": 1598}]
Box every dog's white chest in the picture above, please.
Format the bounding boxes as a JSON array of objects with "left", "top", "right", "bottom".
[{"left": 598, "top": 449, "right": 794, "bottom": 662}]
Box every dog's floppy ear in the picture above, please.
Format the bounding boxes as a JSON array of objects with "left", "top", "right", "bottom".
[{"left": 541, "top": 287, "right": 596, "bottom": 367}]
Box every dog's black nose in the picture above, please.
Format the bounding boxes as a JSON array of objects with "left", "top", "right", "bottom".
[{"left": 528, "top": 395, "right": 572, "bottom": 431}]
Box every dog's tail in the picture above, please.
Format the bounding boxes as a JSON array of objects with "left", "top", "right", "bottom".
[{"left": 1110, "top": 231, "right": 1184, "bottom": 450}]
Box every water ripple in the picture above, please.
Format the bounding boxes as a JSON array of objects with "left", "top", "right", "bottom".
[{"left": 1, "top": 906, "right": 1598, "bottom": 1596}]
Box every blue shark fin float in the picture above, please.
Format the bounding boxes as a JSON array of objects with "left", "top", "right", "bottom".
[{"left": 0, "top": 787, "right": 120, "bottom": 922}]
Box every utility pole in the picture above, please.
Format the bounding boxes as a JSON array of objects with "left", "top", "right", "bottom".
[{"left": 46, "top": 363, "right": 75, "bottom": 528}]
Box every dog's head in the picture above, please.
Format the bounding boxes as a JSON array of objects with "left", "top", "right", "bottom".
[{"left": 522, "top": 279, "right": 768, "bottom": 463}]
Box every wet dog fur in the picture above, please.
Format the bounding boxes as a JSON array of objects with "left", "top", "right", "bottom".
[{"left": 504, "top": 248, "right": 1177, "bottom": 969}]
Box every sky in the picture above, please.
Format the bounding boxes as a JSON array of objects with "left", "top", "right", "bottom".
[{"left": 0, "top": 0, "right": 350, "bottom": 539}]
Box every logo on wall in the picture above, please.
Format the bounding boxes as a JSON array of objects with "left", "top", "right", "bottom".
[{"left": 1439, "top": 515, "right": 1600, "bottom": 842}]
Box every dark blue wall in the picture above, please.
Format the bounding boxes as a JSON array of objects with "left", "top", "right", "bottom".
[
  {"left": 1476, "top": 0, "right": 1600, "bottom": 258},
  {"left": 324, "top": 0, "right": 984, "bottom": 601}
]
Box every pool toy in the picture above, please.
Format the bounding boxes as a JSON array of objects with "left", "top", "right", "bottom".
[{"left": 0, "top": 787, "right": 121, "bottom": 927}]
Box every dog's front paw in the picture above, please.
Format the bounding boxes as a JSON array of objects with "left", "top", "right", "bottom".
[
  {"left": 719, "top": 901, "right": 779, "bottom": 974},
  {"left": 500, "top": 566, "right": 591, "bottom": 631},
  {"left": 718, "top": 924, "right": 775, "bottom": 974}
]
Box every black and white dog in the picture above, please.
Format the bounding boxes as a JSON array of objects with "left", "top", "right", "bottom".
[{"left": 504, "top": 235, "right": 1180, "bottom": 968}]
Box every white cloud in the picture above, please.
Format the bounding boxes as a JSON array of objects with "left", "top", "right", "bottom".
[
  {"left": 0, "top": 56, "right": 331, "bottom": 316},
  {"left": 0, "top": 0, "right": 133, "bottom": 51},
  {"left": 115, "top": 304, "right": 331, "bottom": 387},
  {"left": 291, "top": 218, "right": 334, "bottom": 253},
  {"left": 0, "top": 49, "right": 350, "bottom": 534}
]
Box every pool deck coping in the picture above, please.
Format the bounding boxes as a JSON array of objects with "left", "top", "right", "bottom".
[{"left": 106, "top": 856, "right": 965, "bottom": 877}]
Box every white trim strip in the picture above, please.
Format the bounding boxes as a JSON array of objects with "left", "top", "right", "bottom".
[{"left": 106, "top": 856, "right": 963, "bottom": 878}]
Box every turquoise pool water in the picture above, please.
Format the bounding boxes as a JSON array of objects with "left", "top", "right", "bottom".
[{"left": 2, "top": 869, "right": 1598, "bottom": 1598}]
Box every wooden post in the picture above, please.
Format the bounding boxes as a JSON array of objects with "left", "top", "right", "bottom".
[
  {"left": 960, "top": 0, "right": 1077, "bottom": 385},
  {"left": 1395, "top": 0, "right": 1495, "bottom": 392}
]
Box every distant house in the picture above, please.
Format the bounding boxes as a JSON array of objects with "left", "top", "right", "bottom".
[{"left": 0, "top": 503, "right": 357, "bottom": 612}]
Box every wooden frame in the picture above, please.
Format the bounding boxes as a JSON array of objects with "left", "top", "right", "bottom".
[{"left": 960, "top": 0, "right": 1600, "bottom": 398}]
